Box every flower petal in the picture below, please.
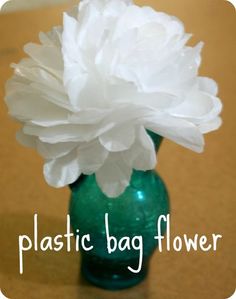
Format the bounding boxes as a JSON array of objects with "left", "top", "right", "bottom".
[
  {"left": 99, "top": 124, "right": 135, "bottom": 152},
  {"left": 69, "top": 109, "right": 110, "bottom": 124},
  {"left": 5, "top": 88, "right": 69, "bottom": 125},
  {"left": 145, "top": 114, "right": 204, "bottom": 153},
  {"left": 43, "top": 150, "right": 81, "bottom": 187},
  {"left": 24, "top": 43, "right": 63, "bottom": 78},
  {"left": 77, "top": 140, "right": 109, "bottom": 174},
  {"left": 37, "top": 140, "right": 78, "bottom": 159},
  {"left": 107, "top": 82, "right": 182, "bottom": 109},
  {"left": 197, "top": 77, "right": 218, "bottom": 96},
  {"left": 198, "top": 117, "right": 222, "bottom": 134},
  {"left": 62, "top": 12, "right": 89, "bottom": 108},
  {"left": 169, "top": 90, "right": 223, "bottom": 125},
  {"left": 12, "top": 59, "right": 64, "bottom": 93},
  {"left": 39, "top": 26, "right": 62, "bottom": 47},
  {"left": 16, "top": 130, "right": 37, "bottom": 148},
  {"left": 123, "top": 126, "right": 157, "bottom": 170},
  {"left": 24, "top": 122, "right": 114, "bottom": 143},
  {"left": 96, "top": 153, "right": 132, "bottom": 197}
]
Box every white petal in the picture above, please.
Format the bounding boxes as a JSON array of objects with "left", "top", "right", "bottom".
[
  {"left": 123, "top": 126, "right": 157, "bottom": 170},
  {"left": 63, "top": 72, "right": 89, "bottom": 108},
  {"left": 197, "top": 77, "right": 218, "bottom": 96},
  {"left": 62, "top": 13, "right": 89, "bottom": 108},
  {"left": 6, "top": 88, "right": 69, "bottom": 125},
  {"left": 169, "top": 91, "right": 223, "bottom": 124},
  {"left": 113, "top": 5, "right": 158, "bottom": 40},
  {"left": 39, "top": 26, "right": 62, "bottom": 47},
  {"left": 103, "top": 0, "right": 130, "bottom": 18},
  {"left": 43, "top": 150, "right": 81, "bottom": 187},
  {"left": 16, "top": 130, "right": 37, "bottom": 148},
  {"left": 96, "top": 153, "right": 132, "bottom": 198},
  {"left": 62, "top": 11, "right": 104, "bottom": 108},
  {"left": 138, "top": 43, "right": 203, "bottom": 94},
  {"left": 67, "top": 74, "right": 108, "bottom": 109},
  {"left": 12, "top": 59, "right": 64, "bottom": 93},
  {"left": 31, "top": 82, "right": 73, "bottom": 112},
  {"left": 62, "top": 13, "right": 81, "bottom": 59},
  {"left": 102, "top": 103, "right": 154, "bottom": 125},
  {"left": 107, "top": 82, "right": 181, "bottom": 109},
  {"left": 99, "top": 124, "right": 135, "bottom": 152},
  {"left": 77, "top": 140, "right": 109, "bottom": 174},
  {"left": 24, "top": 43, "right": 63, "bottom": 78},
  {"left": 79, "top": 0, "right": 131, "bottom": 14},
  {"left": 69, "top": 109, "right": 110, "bottom": 124},
  {"left": 6, "top": 75, "right": 70, "bottom": 113},
  {"left": 37, "top": 140, "right": 78, "bottom": 159},
  {"left": 198, "top": 117, "right": 222, "bottom": 134},
  {"left": 67, "top": 5, "right": 79, "bottom": 18},
  {"left": 145, "top": 114, "right": 204, "bottom": 153},
  {"left": 24, "top": 122, "right": 114, "bottom": 143}
]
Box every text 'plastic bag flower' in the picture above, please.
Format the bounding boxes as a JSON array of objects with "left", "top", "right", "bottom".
[{"left": 5, "top": 0, "right": 222, "bottom": 197}]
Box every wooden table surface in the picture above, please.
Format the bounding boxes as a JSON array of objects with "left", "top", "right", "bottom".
[{"left": 0, "top": 1, "right": 235, "bottom": 298}]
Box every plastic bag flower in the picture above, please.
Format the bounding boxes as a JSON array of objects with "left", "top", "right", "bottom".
[{"left": 5, "top": 0, "right": 222, "bottom": 197}]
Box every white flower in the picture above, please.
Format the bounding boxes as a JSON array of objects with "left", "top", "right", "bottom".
[{"left": 5, "top": 0, "right": 222, "bottom": 198}]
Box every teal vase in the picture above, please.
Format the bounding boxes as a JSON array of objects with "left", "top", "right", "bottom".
[{"left": 69, "top": 133, "right": 169, "bottom": 290}]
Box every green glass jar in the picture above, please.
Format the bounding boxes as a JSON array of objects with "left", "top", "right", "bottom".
[{"left": 69, "top": 134, "right": 169, "bottom": 290}]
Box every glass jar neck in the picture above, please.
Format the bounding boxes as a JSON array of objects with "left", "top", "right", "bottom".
[{"left": 147, "top": 131, "right": 163, "bottom": 152}]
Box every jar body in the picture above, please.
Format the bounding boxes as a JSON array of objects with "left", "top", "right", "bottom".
[{"left": 69, "top": 168, "right": 169, "bottom": 290}]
